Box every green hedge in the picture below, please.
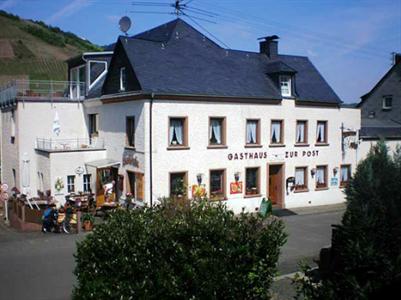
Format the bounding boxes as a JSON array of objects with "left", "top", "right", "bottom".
[{"left": 73, "top": 200, "right": 287, "bottom": 299}]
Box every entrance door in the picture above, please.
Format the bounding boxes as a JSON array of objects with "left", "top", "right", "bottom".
[{"left": 268, "top": 164, "right": 283, "bottom": 206}]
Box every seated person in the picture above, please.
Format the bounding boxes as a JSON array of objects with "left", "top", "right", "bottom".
[{"left": 42, "top": 205, "right": 53, "bottom": 233}]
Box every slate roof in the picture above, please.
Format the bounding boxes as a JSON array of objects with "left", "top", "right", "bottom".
[
  {"left": 107, "top": 19, "right": 342, "bottom": 104},
  {"left": 360, "top": 118, "right": 401, "bottom": 139}
]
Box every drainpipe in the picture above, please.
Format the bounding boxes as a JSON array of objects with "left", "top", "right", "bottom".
[{"left": 149, "top": 93, "right": 154, "bottom": 206}]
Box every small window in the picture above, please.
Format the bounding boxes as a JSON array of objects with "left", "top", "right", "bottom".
[
  {"left": 382, "top": 96, "right": 392, "bottom": 110},
  {"left": 296, "top": 120, "right": 308, "bottom": 144},
  {"left": 209, "top": 117, "right": 225, "bottom": 146},
  {"left": 340, "top": 165, "right": 351, "bottom": 188},
  {"left": 315, "top": 166, "right": 328, "bottom": 189},
  {"left": 210, "top": 169, "right": 226, "bottom": 200},
  {"left": 169, "top": 117, "right": 187, "bottom": 147},
  {"left": 67, "top": 175, "right": 75, "bottom": 193},
  {"left": 120, "top": 67, "right": 126, "bottom": 91},
  {"left": 83, "top": 174, "right": 91, "bottom": 193},
  {"left": 126, "top": 116, "right": 135, "bottom": 147},
  {"left": 245, "top": 167, "right": 260, "bottom": 196},
  {"left": 88, "top": 114, "right": 99, "bottom": 137},
  {"left": 280, "top": 75, "right": 291, "bottom": 97},
  {"left": 271, "top": 120, "right": 284, "bottom": 144},
  {"left": 246, "top": 119, "right": 260, "bottom": 145},
  {"left": 316, "top": 121, "right": 328, "bottom": 144},
  {"left": 170, "top": 172, "right": 187, "bottom": 198},
  {"left": 294, "top": 167, "right": 308, "bottom": 191}
]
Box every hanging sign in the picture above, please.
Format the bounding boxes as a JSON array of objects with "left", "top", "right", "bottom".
[
  {"left": 330, "top": 177, "right": 338, "bottom": 186},
  {"left": 230, "top": 182, "right": 243, "bottom": 194}
]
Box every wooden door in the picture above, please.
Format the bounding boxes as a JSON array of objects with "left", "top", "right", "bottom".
[{"left": 269, "top": 165, "right": 282, "bottom": 205}]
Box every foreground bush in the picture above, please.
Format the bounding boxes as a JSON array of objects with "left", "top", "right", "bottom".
[
  {"left": 73, "top": 200, "right": 287, "bottom": 299},
  {"left": 295, "top": 143, "right": 401, "bottom": 299}
]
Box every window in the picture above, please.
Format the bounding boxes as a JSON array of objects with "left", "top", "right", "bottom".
[
  {"left": 209, "top": 117, "right": 226, "bottom": 146},
  {"left": 11, "top": 110, "right": 15, "bottom": 144},
  {"left": 67, "top": 175, "right": 75, "bottom": 193},
  {"left": 315, "top": 166, "right": 328, "bottom": 189},
  {"left": 316, "top": 121, "right": 328, "bottom": 144},
  {"left": 246, "top": 119, "right": 260, "bottom": 145},
  {"left": 383, "top": 96, "right": 392, "bottom": 110},
  {"left": 340, "top": 165, "right": 351, "bottom": 188},
  {"left": 280, "top": 75, "right": 291, "bottom": 96},
  {"left": 70, "top": 65, "right": 85, "bottom": 99},
  {"left": 296, "top": 120, "right": 308, "bottom": 144},
  {"left": 210, "top": 169, "right": 226, "bottom": 200},
  {"left": 89, "top": 61, "right": 107, "bottom": 87},
  {"left": 88, "top": 114, "right": 99, "bottom": 138},
  {"left": 169, "top": 117, "right": 187, "bottom": 147},
  {"left": 271, "top": 120, "right": 284, "bottom": 144},
  {"left": 126, "top": 116, "right": 135, "bottom": 147},
  {"left": 294, "top": 167, "right": 308, "bottom": 192},
  {"left": 245, "top": 167, "right": 260, "bottom": 196},
  {"left": 120, "top": 67, "right": 126, "bottom": 91},
  {"left": 83, "top": 174, "right": 91, "bottom": 193},
  {"left": 170, "top": 172, "right": 187, "bottom": 198}
]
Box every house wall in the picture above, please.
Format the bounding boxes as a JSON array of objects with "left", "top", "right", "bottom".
[
  {"left": 49, "top": 150, "right": 106, "bottom": 203},
  {"left": 84, "top": 99, "right": 147, "bottom": 197},
  {"left": 1, "top": 107, "right": 19, "bottom": 189},
  {"left": 359, "top": 140, "right": 401, "bottom": 161},
  {"left": 360, "top": 63, "right": 401, "bottom": 123},
  {"left": 9, "top": 101, "right": 87, "bottom": 196},
  {"left": 150, "top": 99, "right": 361, "bottom": 213}
]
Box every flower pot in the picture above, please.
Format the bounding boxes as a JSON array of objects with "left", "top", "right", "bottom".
[{"left": 83, "top": 220, "right": 93, "bottom": 231}]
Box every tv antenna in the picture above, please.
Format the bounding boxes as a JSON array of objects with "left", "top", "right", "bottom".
[
  {"left": 119, "top": 16, "right": 132, "bottom": 36},
  {"left": 131, "top": 1, "right": 218, "bottom": 23}
]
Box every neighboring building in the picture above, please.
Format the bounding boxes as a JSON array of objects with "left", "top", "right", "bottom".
[
  {"left": 0, "top": 19, "right": 360, "bottom": 212},
  {"left": 358, "top": 53, "right": 401, "bottom": 157}
]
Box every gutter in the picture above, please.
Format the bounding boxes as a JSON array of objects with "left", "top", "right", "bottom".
[{"left": 149, "top": 93, "right": 154, "bottom": 206}]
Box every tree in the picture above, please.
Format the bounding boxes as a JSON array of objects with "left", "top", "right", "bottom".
[
  {"left": 296, "top": 142, "right": 401, "bottom": 299},
  {"left": 73, "top": 199, "right": 287, "bottom": 299}
]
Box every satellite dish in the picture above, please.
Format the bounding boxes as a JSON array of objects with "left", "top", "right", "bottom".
[{"left": 119, "top": 16, "right": 132, "bottom": 35}]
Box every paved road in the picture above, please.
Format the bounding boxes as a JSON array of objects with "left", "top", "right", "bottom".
[{"left": 0, "top": 209, "right": 343, "bottom": 300}]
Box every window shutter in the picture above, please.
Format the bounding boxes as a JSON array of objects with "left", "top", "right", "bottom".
[{"left": 136, "top": 173, "right": 144, "bottom": 201}]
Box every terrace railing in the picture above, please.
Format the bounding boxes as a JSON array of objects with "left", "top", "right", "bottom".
[
  {"left": 0, "top": 80, "right": 86, "bottom": 105},
  {"left": 36, "top": 138, "right": 105, "bottom": 152}
]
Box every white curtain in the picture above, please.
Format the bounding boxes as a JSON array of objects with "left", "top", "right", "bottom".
[
  {"left": 246, "top": 121, "right": 257, "bottom": 144},
  {"left": 341, "top": 166, "right": 349, "bottom": 182},
  {"left": 271, "top": 122, "right": 281, "bottom": 143},
  {"left": 296, "top": 123, "right": 305, "bottom": 143},
  {"left": 295, "top": 169, "right": 304, "bottom": 186},
  {"left": 170, "top": 119, "right": 183, "bottom": 145},
  {"left": 210, "top": 119, "right": 222, "bottom": 144},
  {"left": 317, "top": 123, "right": 325, "bottom": 142},
  {"left": 316, "top": 168, "right": 325, "bottom": 184}
]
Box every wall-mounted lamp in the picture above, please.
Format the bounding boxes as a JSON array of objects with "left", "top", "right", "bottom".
[
  {"left": 234, "top": 172, "right": 241, "bottom": 182},
  {"left": 333, "top": 167, "right": 339, "bottom": 176},
  {"left": 196, "top": 173, "right": 203, "bottom": 185},
  {"left": 311, "top": 168, "right": 316, "bottom": 177}
]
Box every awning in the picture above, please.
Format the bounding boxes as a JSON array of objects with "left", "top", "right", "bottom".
[{"left": 86, "top": 159, "right": 120, "bottom": 169}]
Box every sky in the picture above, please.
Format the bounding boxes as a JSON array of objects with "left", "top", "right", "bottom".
[{"left": 1, "top": 0, "right": 400, "bottom": 103}]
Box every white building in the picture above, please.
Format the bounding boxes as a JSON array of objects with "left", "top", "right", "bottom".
[{"left": 0, "top": 19, "right": 361, "bottom": 213}]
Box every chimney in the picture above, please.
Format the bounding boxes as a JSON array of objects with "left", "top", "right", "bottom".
[
  {"left": 393, "top": 53, "right": 401, "bottom": 65},
  {"left": 259, "top": 35, "right": 279, "bottom": 59}
]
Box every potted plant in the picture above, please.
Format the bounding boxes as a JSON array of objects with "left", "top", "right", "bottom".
[{"left": 82, "top": 213, "right": 95, "bottom": 231}]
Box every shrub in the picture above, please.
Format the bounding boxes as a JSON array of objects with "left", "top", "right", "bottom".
[
  {"left": 295, "top": 142, "right": 401, "bottom": 299},
  {"left": 73, "top": 200, "right": 287, "bottom": 299}
]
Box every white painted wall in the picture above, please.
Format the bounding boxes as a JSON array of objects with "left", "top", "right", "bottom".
[
  {"left": 359, "top": 139, "right": 401, "bottom": 162},
  {"left": 150, "top": 99, "right": 361, "bottom": 213}
]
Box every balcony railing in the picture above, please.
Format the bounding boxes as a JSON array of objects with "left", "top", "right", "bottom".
[
  {"left": 36, "top": 138, "right": 105, "bottom": 152},
  {"left": 0, "top": 80, "right": 86, "bottom": 106}
]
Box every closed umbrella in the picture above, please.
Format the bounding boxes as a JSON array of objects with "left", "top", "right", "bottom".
[{"left": 53, "top": 111, "right": 60, "bottom": 136}]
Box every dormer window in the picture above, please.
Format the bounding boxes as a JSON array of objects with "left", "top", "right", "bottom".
[
  {"left": 382, "top": 96, "right": 392, "bottom": 110},
  {"left": 280, "top": 75, "right": 291, "bottom": 97},
  {"left": 120, "top": 67, "right": 126, "bottom": 91}
]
